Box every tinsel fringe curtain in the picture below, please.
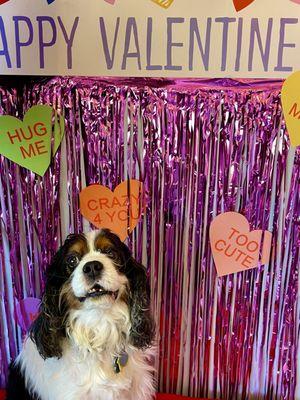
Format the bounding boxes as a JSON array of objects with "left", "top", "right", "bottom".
[{"left": 0, "top": 78, "right": 299, "bottom": 400}]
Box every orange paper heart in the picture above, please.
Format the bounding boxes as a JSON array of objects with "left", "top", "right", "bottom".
[
  {"left": 233, "top": 0, "right": 255, "bottom": 11},
  {"left": 80, "top": 180, "right": 144, "bottom": 241},
  {"left": 210, "top": 212, "right": 272, "bottom": 276}
]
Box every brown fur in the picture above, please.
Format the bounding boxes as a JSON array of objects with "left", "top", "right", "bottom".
[
  {"left": 69, "top": 237, "right": 88, "bottom": 256},
  {"left": 94, "top": 233, "right": 114, "bottom": 252},
  {"left": 59, "top": 281, "right": 81, "bottom": 312}
]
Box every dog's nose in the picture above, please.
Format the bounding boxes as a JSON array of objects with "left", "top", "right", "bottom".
[{"left": 83, "top": 261, "right": 104, "bottom": 280}]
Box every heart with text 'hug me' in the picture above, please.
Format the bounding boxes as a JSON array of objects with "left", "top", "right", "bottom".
[
  {"left": 80, "top": 180, "right": 145, "bottom": 241},
  {"left": 0, "top": 105, "right": 65, "bottom": 176},
  {"left": 210, "top": 212, "right": 272, "bottom": 276}
]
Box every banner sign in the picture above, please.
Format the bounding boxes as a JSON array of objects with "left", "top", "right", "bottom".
[{"left": 0, "top": 0, "right": 299, "bottom": 77}]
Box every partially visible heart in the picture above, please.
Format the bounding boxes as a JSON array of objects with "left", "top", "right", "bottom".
[
  {"left": 281, "top": 71, "right": 300, "bottom": 148},
  {"left": 46, "top": 0, "right": 117, "bottom": 4},
  {"left": 232, "top": 0, "right": 255, "bottom": 11},
  {"left": 0, "top": 0, "right": 9, "bottom": 4},
  {"left": 0, "top": 105, "right": 65, "bottom": 176},
  {"left": 15, "top": 298, "right": 40, "bottom": 332},
  {"left": 80, "top": 180, "right": 144, "bottom": 241},
  {"left": 151, "top": 0, "right": 174, "bottom": 9},
  {"left": 290, "top": 0, "right": 300, "bottom": 3},
  {"left": 210, "top": 212, "right": 272, "bottom": 276}
]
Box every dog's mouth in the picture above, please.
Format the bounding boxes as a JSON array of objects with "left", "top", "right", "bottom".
[{"left": 80, "top": 284, "right": 119, "bottom": 301}]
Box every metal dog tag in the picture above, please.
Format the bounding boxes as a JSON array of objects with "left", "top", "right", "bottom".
[{"left": 113, "top": 352, "right": 129, "bottom": 374}]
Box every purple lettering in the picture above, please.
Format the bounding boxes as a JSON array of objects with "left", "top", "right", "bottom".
[
  {"left": 275, "top": 18, "right": 298, "bottom": 72},
  {"left": 165, "top": 17, "right": 184, "bottom": 71},
  {"left": 99, "top": 17, "right": 120, "bottom": 70},
  {"left": 146, "top": 17, "right": 162, "bottom": 71},
  {"left": 13, "top": 16, "right": 33, "bottom": 68},
  {"left": 248, "top": 18, "right": 273, "bottom": 71},
  {"left": 0, "top": 16, "right": 11, "bottom": 68},
  {"left": 215, "top": 17, "right": 236, "bottom": 71},
  {"left": 122, "top": 17, "right": 141, "bottom": 70},
  {"left": 189, "top": 17, "right": 211, "bottom": 71},
  {"left": 57, "top": 16, "right": 79, "bottom": 69},
  {"left": 36, "top": 16, "right": 57, "bottom": 69}
]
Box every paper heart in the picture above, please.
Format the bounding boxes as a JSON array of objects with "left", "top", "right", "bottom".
[
  {"left": 15, "top": 298, "right": 40, "bottom": 331},
  {"left": 80, "top": 180, "right": 144, "bottom": 241},
  {"left": 232, "top": 0, "right": 255, "bottom": 11},
  {"left": 210, "top": 212, "right": 272, "bottom": 276},
  {"left": 0, "top": 105, "right": 65, "bottom": 176},
  {"left": 104, "top": 0, "right": 116, "bottom": 4},
  {"left": 290, "top": 0, "right": 300, "bottom": 3},
  {"left": 151, "top": 0, "right": 174, "bottom": 9},
  {"left": 281, "top": 71, "right": 300, "bottom": 148},
  {"left": 0, "top": 0, "right": 10, "bottom": 4}
]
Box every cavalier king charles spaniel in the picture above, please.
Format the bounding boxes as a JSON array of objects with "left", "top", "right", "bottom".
[{"left": 6, "top": 229, "right": 156, "bottom": 400}]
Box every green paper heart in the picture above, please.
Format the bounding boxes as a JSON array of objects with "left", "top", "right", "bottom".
[{"left": 0, "top": 105, "right": 65, "bottom": 176}]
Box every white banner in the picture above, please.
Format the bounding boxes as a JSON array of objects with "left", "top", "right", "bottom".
[{"left": 0, "top": 0, "right": 299, "bottom": 77}]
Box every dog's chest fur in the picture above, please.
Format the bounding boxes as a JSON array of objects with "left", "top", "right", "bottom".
[{"left": 17, "top": 306, "right": 155, "bottom": 400}]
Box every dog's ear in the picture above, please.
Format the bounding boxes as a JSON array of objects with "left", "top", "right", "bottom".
[
  {"left": 127, "top": 258, "right": 155, "bottom": 349},
  {"left": 30, "top": 243, "right": 69, "bottom": 359}
]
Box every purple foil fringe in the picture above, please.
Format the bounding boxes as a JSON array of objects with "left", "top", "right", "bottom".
[{"left": 0, "top": 77, "right": 299, "bottom": 400}]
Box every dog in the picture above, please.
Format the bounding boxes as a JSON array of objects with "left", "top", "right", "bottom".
[{"left": 6, "top": 229, "right": 156, "bottom": 400}]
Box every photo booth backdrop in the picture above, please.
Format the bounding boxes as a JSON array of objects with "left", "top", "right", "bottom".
[{"left": 0, "top": 77, "right": 299, "bottom": 399}]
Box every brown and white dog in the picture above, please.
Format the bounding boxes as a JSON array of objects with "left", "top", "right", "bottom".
[{"left": 7, "top": 229, "right": 156, "bottom": 400}]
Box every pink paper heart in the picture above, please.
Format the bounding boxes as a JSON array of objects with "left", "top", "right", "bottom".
[
  {"left": 290, "top": 0, "right": 300, "bottom": 4},
  {"left": 210, "top": 212, "right": 272, "bottom": 276},
  {"left": 104, "top": 0, "right": 116, "bottom": 4}
]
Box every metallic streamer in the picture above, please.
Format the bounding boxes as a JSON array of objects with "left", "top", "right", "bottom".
[{"left": 0, "top": 77, "right": 299, "bottom": 400}]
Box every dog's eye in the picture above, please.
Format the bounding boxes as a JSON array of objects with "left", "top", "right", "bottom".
[
  {"left": 66, "top": 254, "right": 80, "bottom": 268},
  {"left": 101, "top": 248, "right": 114, "bottom": 256}
]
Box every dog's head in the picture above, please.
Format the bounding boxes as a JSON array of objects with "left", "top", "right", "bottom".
[{"left": 30, "top": 229, "right": 155, "bottom": 359}]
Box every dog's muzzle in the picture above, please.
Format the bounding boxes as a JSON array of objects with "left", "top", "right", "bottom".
[{"left": 83, "top": 261, "right": 103, "bottom": 281}]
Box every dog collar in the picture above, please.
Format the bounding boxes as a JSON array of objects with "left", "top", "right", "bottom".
[{"left": 113, "top": 351, "right": 129, "bottom": 374}]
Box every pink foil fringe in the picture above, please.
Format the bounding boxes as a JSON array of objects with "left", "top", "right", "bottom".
[{"left": 0, "top": 77, "right": 299, "bottom": 399}]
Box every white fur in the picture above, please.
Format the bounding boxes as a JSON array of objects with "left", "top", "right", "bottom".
[{"left": 16, "top": 230, "right": 156, "bottom": 400}]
